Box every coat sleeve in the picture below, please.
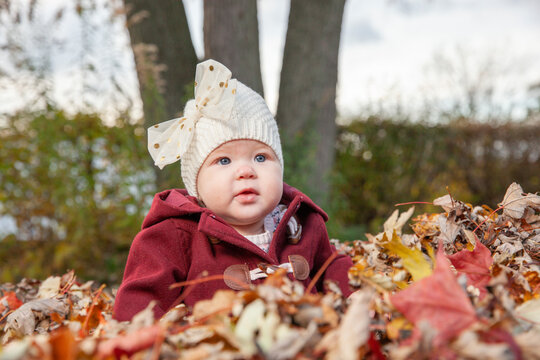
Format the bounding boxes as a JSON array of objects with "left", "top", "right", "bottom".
[
  {"left": 113, "top": 220, "right": 190, "bottom": 321},
  {"left": 312, "top": 219, "right": 353, "bottom": 297}
]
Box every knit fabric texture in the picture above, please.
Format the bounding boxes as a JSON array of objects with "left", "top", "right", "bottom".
[{"left": 244, "top": 231, "right": 272, "bottom": 253}]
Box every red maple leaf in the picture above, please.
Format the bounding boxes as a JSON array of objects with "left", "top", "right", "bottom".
[
  {"left": 97, "top": 324, "right": 163, "bottom": 358},
  {"left": 448, "top": 241, "right": 492, "bottom": 299},
  {"left": 390, "top": 247, "right": 478, "bottom": 348},
  {"left": 0, "top": 291, "right": 23, "bottom": 314}
]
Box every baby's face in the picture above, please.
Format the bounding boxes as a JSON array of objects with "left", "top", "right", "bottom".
[{"left": 197, "top": 139, "right": 283, "bottom": 236}]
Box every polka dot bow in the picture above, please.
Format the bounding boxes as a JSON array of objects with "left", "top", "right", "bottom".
[{"left": 147, "top": 59, "right": 238, "bottom": 169}]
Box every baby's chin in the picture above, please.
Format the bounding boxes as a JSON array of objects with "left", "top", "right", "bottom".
[
  {"left": 227, "top": 214, "right": 266, "bottom": 227},
  {"left": 225, "top": 210, "right": 267, "bottom": 225},
  {"left": 229, "top": 220, "right": 266, "bottom": 236}
]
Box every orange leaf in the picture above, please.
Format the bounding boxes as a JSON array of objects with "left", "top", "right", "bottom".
[
  {"left": 0, "top": 292, "right": 23, "bottom": 314},
  {"left": 390, "top": 247, "right": 478, "bottom": 347},
  {"left": 49, "top": 327, "right": 77, "bottom": 360}
]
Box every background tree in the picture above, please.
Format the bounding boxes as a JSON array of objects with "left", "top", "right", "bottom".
[
  {"left": 277, "top": 0, "right": 347, "bottom": 206},
  {"left": 422, "top": 45, "right": 518, "bottom": 122},
  {"left": 122, "top": 0, "right": 198, "bottom": 190},
  {"left": 122, "top": 0, "right": 346, "bottom": 203},
  {"left": 203, "top": 0, "right": 264, "bottom": 96}
]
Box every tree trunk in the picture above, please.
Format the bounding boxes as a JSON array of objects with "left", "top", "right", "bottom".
[
  {"left": 277, "top": 0, "right": 346, "bottom": 206},
  {"left": 122, "top": 0, "right": 198, "bottom": 190},
  {"left": 203, "top": 0, "right": 264, "bottom": 96}
]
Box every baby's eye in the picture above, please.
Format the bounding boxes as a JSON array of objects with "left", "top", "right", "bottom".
[
  {"left": 255, "top": 154, "right": 266, "bottom": 162},
  {"left": 218, "top": 157, "right": 231, "bottom": 165}
]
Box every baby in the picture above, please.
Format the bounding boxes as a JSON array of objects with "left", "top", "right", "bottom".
[{"left": 113, "top": 60, "right": 353, "bottom": 321}]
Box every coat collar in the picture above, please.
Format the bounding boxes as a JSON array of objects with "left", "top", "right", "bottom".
[
  {"left": 143, "top": 183, "right": 326, "bottom": 261},
  {"left": 281, "top": 183, "right": 327, "bottom": 221}
]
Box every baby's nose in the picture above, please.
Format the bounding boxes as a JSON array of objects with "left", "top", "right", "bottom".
[{"left": 236, "top": 164, "right": 256, "bottom": 179}]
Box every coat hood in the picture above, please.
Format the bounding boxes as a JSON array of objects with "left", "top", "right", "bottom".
[{"left": 141, "top": 183, "right": 327, "bottom": 230}]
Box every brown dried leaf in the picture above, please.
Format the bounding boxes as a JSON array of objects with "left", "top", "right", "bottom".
[
  {"left": 6, "top": 298, "right": 68, "bottom": 336},
  {"left": 192, "top": 290, "right": 236, "bottom": 321},
  {"left": 382, "top": 207, "right": 415, "bottom": 239},
  {"left": 452, "top": 330, "right": 512, "bottom": 360},
  {"left": 500, "top": 182, "right": 540, "bottom": 219},
  {"left": 433, "top": 194, "right": 455, "bottom": 213},
  {"left": 515, "top": 298, "right": 540, "bottom": 324}
]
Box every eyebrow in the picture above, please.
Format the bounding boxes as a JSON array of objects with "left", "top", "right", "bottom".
[
  {"left": 206, "top": 152, "right": 228, "bottom": 163},
  {"left": 207, "top": 144, "right": 275, "bottom": 160},
  {"left": 256, "top": 146, "right": 276, "bottom": 155}
]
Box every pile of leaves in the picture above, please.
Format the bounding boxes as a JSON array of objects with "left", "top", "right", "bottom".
[
  {"left": 0, "top": 182, "right": 539, "bottom": 359},
  {"left": 346, "top": 182, "right": 540, "bottom": 359}
]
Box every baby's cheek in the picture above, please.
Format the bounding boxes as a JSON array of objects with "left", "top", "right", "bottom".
[
  {"left": 205, "top": 191, "right": 226, "bottom": 206},
  {"left": 270, "top": 177, "right": 284, "bottom": 204}
]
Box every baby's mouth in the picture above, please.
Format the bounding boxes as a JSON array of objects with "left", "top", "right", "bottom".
[{"left": 235, "top": 188, "right": 259, "bottom": 202}]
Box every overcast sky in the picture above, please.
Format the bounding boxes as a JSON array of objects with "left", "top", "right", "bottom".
[
  {"left": 2, "top": 0, "right": 540, "bottom": 120},
  {"left": 183, "top": 0, "right": 540, "bottom": 119}
]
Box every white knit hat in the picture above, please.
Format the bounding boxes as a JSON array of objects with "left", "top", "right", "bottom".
[{"left": 147, "top": 59, "right": 283, "bottom": 198}]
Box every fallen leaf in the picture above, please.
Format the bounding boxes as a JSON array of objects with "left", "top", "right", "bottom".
[
  {"left": 380, "top": 207, "right": 415, "bottom": 240},
  {"left": 172, "top": 326, "right": 214, "bottom": 347},
  {"left": 523, "top": 271, "right": 540, "bottom": 294},
  {"left": 49, "top": 327, "right": 77, "bottom": 360},
  {"left": 433, "top": 194, "right": 455, "bottom": 213},
  {"left": 435, "top": 214, "right": 461, "bottom": 246},
  {"left": 386, "top": 316, "right": 412, "bottom": 340},
  {"left": 192, "top": 290, "right": 236, "bottom": 321},
  {"left": 266, "top": 322, "right": 317, "bottom": 360},
  {"left": 463, "top": 229, "right": 477, "bottom": 251},
  {"left": 257, "top": 307, "right": 282, "bottom": 353},
  {"left": 500, "top": 182, "right": 540, "bottom": 219},
  {"left": 0, "top": 292, "right": 23, "bottom": 314},
  {"left": 335, "top": 289, "right": 373, "bottom": 360},
  {"left": 479, "top": 328, "right": 523, "bottom": 360},
  {"left": 234, "top": 298, "right": 266, "bottom": 356},
  {"left": 96, "top": 324, "right": 163, "bottom": 359},
  {"left": 6, "top": 298, "right": 68, "bottom": 336},
  {"left": 390, "top": 246, "right": 478, "bottom": 347},
  {"left": 315, "top": 290, "right": 373, "bottom": 360},
  {"left": 37, "top": 276, "right": 61, "bottom": 299},
  {"left": 515, "top": 298, "right": 540, "bottom": 324},
  {"left": 293, "top": 305, "right": 323, "bottom": 327},
  {"left": 178, "top": 342, "right": 231, "bottom": 360},
  {"left": 448, "top": 241, "right": 493, "bottom": 298},
  {"left": 514, "top": 330, "right": 540, "bottom": 360},
  {"left": 0, "top": 338, "right": 32, "bottom": 358},
  {"left": 380, "top": 231, "right": 433, "bottom": 281},
  {"left": 452, "top": 330, "right": 512, "bottom": 360}
]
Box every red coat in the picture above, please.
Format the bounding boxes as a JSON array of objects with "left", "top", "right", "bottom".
[{"left": 113, "top": 183, "right": 353, "bottom": 321}]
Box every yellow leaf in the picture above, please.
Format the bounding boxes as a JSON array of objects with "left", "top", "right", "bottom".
[
  {"left": 386, "top": 316, "right": 412, "bottom": 340},
  {"left": 463, "top": 229, "right": 476, "bottom": 251},
  {"left": 425, "top": 242, "right": 436, "bottom": 263},
  {"left": 395, "top": 281, "right": 409, "bottom": 289},
  {"left": 381, "top": 231, "right": 433, "bottom": 281}
]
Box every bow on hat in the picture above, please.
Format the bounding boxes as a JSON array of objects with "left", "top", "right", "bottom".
[{"left": 147, "top": 60, "right": 238, "bottom": 169}]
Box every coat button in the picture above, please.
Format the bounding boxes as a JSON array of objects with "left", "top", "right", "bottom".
[
  {"left": 224, "top": 264, "right": 251, "bottom": 290},
  {"left": 288, "top": 254, "right": 310, "bottom": 280}
]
